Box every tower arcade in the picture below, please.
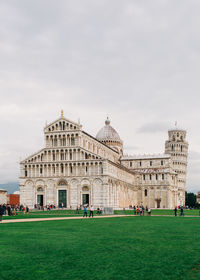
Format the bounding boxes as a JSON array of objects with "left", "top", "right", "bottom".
[{"left": 165, "top": 128, "right": 188, "bottom": 205}]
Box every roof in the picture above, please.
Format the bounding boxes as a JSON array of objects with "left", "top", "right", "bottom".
[
  {"left": 82, "top": 131, "right": 119, "bottom": 154},
  {"left": 0, "top": 188, "right": 7, "bottom": 192},
  {"left": 96, "top": 118, "right": 121, "bottom": 143},
  {"left": 121, "top": 154, "right": 171, "bottom": 160},
  {"left": 132, "top": 168, "right": 175, "bottom": 174}
]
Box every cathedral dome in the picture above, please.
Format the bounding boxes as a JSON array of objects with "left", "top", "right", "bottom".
[{"left": 96, "top": 118, "right": 121, "bottom": 142}]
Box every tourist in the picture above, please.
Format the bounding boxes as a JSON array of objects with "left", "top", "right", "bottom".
[
  {"left": 0, "top": 204, "right": 3, "bottom": 223},
  {"left": 180, "top": 207, "right": 184, "bottom": 216},
  {"left": 148, "top": 208, "right": 151, "bottom": 216},
  {"left": 89, "top": 205, "right": 94, "bottom": 218},
  {"left": 76, "top": 206, "right": 79, "bottom": 214},
  {"left": 99, "top": 206, "right": 103, "bottom": 215},
  {"left": 174, "top": 207, "right": 177, "bottom": 216},
  {"left": 136, "top": 207, "right": 139, "bottom": 215},
  {"left": 26, "top": 206, "right": 29, "bottom": 214},
  {"left": 139, "top": 206, "right": 142, "bottom": 216},
  {"left": 83, "top": 206, "right": 87, "bottom": 217},
  {"left": 133, "top": 206, "right": 136, "bottom": 215},
  {"left": 142, "top": 206, "right": 145, "bottom": 216},
  {"left": 7, "top": 205, "right": 11, "bottom": 216}
]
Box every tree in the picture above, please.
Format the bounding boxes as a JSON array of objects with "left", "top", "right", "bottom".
[{"left": 185, "top": 192, "right": 196, "bottom": 208}]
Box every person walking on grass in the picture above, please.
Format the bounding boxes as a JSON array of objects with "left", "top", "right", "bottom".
[
  {"left": 174, "top": 207, "right": 177, "bottom": 216},
  {"left": 89, "top": 205, "right": 94, "bottom": 218},
  {"left": 180, "top": 206, "right": 184, "bottom": 216},
  {"left": 83, "top": 206, "right": 87, "bottom": 217},
  {"left": 133, "top": 206, "right": 136, "bottom": 215}
]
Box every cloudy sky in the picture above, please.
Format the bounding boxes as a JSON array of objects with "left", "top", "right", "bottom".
[{"left": 0, "top": 0, "right": 200, "bottom": 192}]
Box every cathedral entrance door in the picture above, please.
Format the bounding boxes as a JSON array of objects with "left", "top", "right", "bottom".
[
  {"left": 156, "top": 198, "right": 161, "bottom": 208},
  {"left": 82, "top": 194, "right": 89, "bottom": 206},
  {"left": 58, "top": 190, "right": 67, "bottom": 208},
  {"left": 37, "top": 195, "right": 43, "bottom": 206}
]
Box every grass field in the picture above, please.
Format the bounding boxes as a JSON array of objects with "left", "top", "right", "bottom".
[
  {"left": 2, "top": 208, "right": 200, "bottom": 220},
  {"left": 0, "top": 216, "right": 200, "bottom": 280}
]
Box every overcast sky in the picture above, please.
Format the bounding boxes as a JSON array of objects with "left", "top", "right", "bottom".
[{"left": 0, "top": 0, "right": 200, "bottom": 193}]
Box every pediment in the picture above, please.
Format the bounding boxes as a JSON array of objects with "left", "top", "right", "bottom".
[{"left": 44, "top": 116, "right": 82, "bottom": 133}]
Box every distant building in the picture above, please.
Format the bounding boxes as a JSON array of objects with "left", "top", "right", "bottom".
[
  {"left": 20, "top": 112, "right": 189, "bottom": 209},
  {"left": 7, "top": 194, "right": 20, "bottom": 206},
  {"left": 197, "top": 192, "right": 200, "bottom": 204},
  {"left": 0, "top": 189, "right": 8, "bottom": 204}
]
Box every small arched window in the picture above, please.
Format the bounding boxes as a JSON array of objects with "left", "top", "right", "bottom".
[
  {"left": 71, "top": 137, "right": 75, "bottom": 145},
  {"left": 61, "top": 164, "right": 64, "bottom": 173},
  {"left": 145, "top": 189, "right": 148, "bottom": 197}
]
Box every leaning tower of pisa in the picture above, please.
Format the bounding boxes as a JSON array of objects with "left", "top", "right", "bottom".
[{"left": 165, "top": 128, "right": 189, "bottom": 206}]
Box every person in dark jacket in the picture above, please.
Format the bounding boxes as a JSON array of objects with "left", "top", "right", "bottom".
[
  {"left": 0, "top": 205, "right": 4, "bottom": 222},
  {"left": 174, "top": 207, "right": 177, "bottom": 216}
]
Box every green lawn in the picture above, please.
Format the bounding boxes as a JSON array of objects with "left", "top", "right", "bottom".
[
  {"left": 3, "top": 209, "right": 200, "bottom": 220},
  {"left": 0, "top": 217, "right": 200, "bottom": 280},
  {"left": 115, "top": 209, "right": 200, "bottom": 216}
]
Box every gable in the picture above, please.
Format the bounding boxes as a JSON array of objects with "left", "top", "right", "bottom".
[{"left": 44, "top": 117, "right": 82, "bottom": 133}]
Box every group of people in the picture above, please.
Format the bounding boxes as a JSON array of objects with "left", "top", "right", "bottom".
[
  {"left": 0, "top": 204, "right": 30, "bottom": 222},
  {"left": 82, "top": 205, "right": 103, "bottom": 217},
  {"left": 133, "top": 206, "right": 151, "bottom": 216},
  {"left": 174, "top": 206, "right": 184, "bottom": 216}
]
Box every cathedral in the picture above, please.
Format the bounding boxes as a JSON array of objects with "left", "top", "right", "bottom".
[{"left": 19, "top": 112, "right": 188, "bottom": 209}]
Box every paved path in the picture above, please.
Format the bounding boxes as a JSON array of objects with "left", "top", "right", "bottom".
[
  {"left": 1, "top": 215, "right": 132, "bottom": 223},
  {"left": 1, "top": 214, "right": 199, "bottom": 224}
]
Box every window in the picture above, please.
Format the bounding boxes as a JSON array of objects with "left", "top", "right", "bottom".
[
  {"left": 140, "top": 161, "right": 142, "bottom": 167},
  {"left": 70, "top": 153, "right": 72, "bottom": 160},
  {"left": 161, "top": 160, "right": 164, "bottom": 166},
  {"left": 61, "top": 153, "right": 64, "bottom": 160},
  {"left": 150, "top": 161, "right": 152, "bottom": 166},
  {"left": 86, "top": 166, "right": 88, "bottom": 173},
  {"left": 143, "top": 175, "right": 145, "bottom": 180},
  {"left": 70, "top": 166, "right": 73, "bottom": 173},
  {"left": 156, "top": 174, "right": 158, "bottom": 180},
  {"left": 40, "top": 168, "right": 43, "bottom": 174},
  {"left": 145, "top": 189, "right": 148, "bottom": 197},
  {"left": 162, "top": 174, "right": 164, "bottom": 180},
  {"left": 149, "top": 174, "right": 152, "bottom": 180},
  {"left": 53, "top": 154, "right": 56, "bottom": 161},
  {"left": 71, "top": 137, "right": 75, "bottom": 145},
  {"left": 53, "top": 166, "right": 55, "bottom": 174},
  {"left": 61, "top": 164, "right": 64, "bottom": 173},
  {"left": 130, "top": 162, "right": 132, "bottom": 167},
  {"left": 25, "top": 170, "right": 28, "bottom": 177}
]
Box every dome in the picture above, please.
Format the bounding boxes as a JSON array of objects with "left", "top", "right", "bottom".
[{"left": 96, "top": 118, "right": 121, "bottom": 142}]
